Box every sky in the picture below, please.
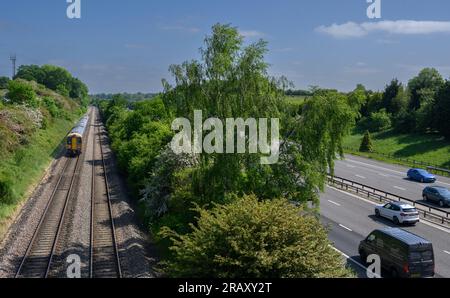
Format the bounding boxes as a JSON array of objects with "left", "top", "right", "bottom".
[{"left": 0, "top": 0, "right": 450, "bottom": 94}]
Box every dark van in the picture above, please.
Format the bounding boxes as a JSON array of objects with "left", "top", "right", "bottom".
[{"left": 359, "top": 228, "right": 434, "bottom": 278}]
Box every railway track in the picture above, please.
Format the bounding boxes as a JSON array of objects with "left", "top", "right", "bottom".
[
  {"left": 15, "top": 155, "right": 81, "bottom": 278},
  {"left": 90, "top": 114, "right": 122, "bottom": 278}
]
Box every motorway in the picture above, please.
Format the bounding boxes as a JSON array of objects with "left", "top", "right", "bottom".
[
  {"left": 322, "top": 154, "right": 450, "bottom": 278},
  {"left": 334, "top": 154, "right": 450, "bottom": 205}
]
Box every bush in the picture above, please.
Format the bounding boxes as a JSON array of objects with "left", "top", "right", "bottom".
[
  {"left": 160, "top": 195, "right": 354, "bottom": 278},
  {"left": 0, "top": 177, "right": 15, "bottom": 204},
  {"left": 42, "top": 96, "right": 60, "bottom": 118},
  {"left": 359, "top": 109, "right": 391, "bottom": 132},
  {"left": 0, "top": 76, "right": 10, "bottom": 89},
  {"left": 359, "top": 130, "right": 373, "bottom": 152},
  {"left": 6, "top": 80, "right": 38, "bottom": 107}
]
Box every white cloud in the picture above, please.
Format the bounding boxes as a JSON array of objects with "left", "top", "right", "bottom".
[
  {"left": 316, "top": 20, "right": 450, "bottom": 39},
  {"left": 239, "top": 30, "right": 265, "bottom": 38}
]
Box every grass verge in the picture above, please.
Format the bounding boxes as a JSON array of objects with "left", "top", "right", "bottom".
[
  {"left": 0, "top": 116, "right": 78, "bottom": 239},
  {"left": 343, "top": 129, "right": 450, "bottom": 170}
]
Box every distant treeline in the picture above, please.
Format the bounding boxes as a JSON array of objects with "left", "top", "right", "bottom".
[
  {"left": 351, "top": 68, "right": 450, "bottom": 140},
  {"left": 92, "top": 92, "right": 157, "bottom": 102},
  {"left": 12, "top": 65, "right": 89, "bottom": 100},
  {"left": 285, "top": 89, "right": 313, "bottom": 96}
]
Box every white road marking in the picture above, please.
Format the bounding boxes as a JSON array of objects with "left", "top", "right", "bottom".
[
  {"left": 345, "top": 157, "right": 450, "bottom": 187},
  {"left": 394, "top": 186, "right": 406, "bottom": 191},
  {"left": 444, "top": 250, "right": 450, "bottom": 255},
  {"left": 378, "top": 173, "right": 390, "bottom": 177},
  {"left": 329, "top": 246, "right": 381, "bottom": 278},
  {"left": 326, "top": 185, "right": 450, "bottom": 235},
  {"left": 347, "top": 165, "right": 356, "bottom": 168},
  {"left": 339, "top": 224, "right": 353, "bottom": 232},
  {"left": 345, "top": 158, "right": 405, "bottom": 175},
  {"left": 328, "top": 200, "right": 341, "bottom": 207},
  {"left": 355, "top": 174, "right": 366, "bottom": 179}
]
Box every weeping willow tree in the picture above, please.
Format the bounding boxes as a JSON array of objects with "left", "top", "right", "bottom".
[{"left": 158, "top": 23, "right": 357, "bottom": 210}]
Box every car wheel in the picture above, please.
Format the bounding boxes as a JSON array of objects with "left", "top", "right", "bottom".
[
  {"left": 423, "top": 195, "right": 428, "bottom": 201},
  {"left": 393, "top": 217, "right": 400, "bottom": 225},
  {"left": 421, "top": 178, "right": 424, "bottom": 183},
  {"left": 375, "top": 209, "right": 380, "bottom": 217},
  {"left": 439, "top": 200, "right": 445, "bottom": 208}
]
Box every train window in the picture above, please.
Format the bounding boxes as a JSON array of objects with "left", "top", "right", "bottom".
[
  {"left": 77, "top": 138, "right": 82, "bottom": 144},
  {"left": 67, "top": 138, "right": 71, "bottom": 144}
]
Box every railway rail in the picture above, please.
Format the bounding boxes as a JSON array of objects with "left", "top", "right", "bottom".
[
  {"left": 15, "top": 155, "right": 81, "bottom": 278},
  {"left": 89, "top": 114, "right": 122, "bottom": 278}
]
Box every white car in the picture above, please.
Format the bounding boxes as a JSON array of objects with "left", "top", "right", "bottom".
[{"left": 375, "top": 202, "right": 420, "bottom": 225}]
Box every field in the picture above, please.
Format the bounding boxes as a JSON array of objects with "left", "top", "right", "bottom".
[
  {"left": 285, "top": 95, "right": 309, "bottom": 106},
  {"left": 343, "top": 129, "right": 450, "bottom": 169}
]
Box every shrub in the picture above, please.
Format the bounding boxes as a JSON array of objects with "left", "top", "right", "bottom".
[
  {"left": 0, "top": 177, "right": 15, "bottom": 204},
  {"left": 6, "top": 80, "right": 38, "bottom": 107},
  {"left": 42, "top": 96, "right": 60, "bottom": 118},
  {"left": 359, "top": 109, "right": 391, "bottom": 132},
  {"left": 359, "top": 130, "right": 374, "bottom": 153},
  {"left": 0, "top": 76, "right": 10, "bottom": 89},
  {"left": 160, "top": 195, "right": 354, "bottom": 278}
]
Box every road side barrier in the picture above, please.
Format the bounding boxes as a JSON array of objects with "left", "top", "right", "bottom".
[
  {"left": 342, "top": 146, "right": 450, "bottom": 177},
  {"left": 427, "top": 166, "right": 450, "bottom": 177},
  {"left": 327, "top": 175, "right": 450, "bottom": 226}
]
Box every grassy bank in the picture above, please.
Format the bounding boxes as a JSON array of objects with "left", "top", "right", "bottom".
[
  {"left": 0, "top": 78, "right": 85, "bottom": 239},
  {"left": 343, "top": 129, "right": 450, "bottom": 169},
  {"left": 0, "top": 115, "right": 79, "bottom": 237}
]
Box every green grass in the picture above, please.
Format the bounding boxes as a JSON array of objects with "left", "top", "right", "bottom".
[
  {"left": 343, "top": 128, "right": 450, "bottom": 169},
  {"left": 285, "top": 95, "right": 309, "bottom": 106},
  {"left": 0, "top": 116, "right": 78, "bottom": 236}
]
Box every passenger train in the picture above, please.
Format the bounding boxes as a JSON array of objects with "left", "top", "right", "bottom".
[{"left": 66, "top": 115, "right": 89, "bottom": 156}]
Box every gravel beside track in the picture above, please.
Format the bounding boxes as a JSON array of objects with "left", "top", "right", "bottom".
[{"left": 0, "top": 107, "right": 159, "bottom": 278}]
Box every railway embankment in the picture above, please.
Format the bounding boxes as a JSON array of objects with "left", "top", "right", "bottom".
[{"left": 0, "top": 80, "right": 86, "bottom": 242}]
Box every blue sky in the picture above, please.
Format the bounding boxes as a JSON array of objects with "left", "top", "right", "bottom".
[{"left": 1, "top": 0, "right": 450, "bottom": 94}]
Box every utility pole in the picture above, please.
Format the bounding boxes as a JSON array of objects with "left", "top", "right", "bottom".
[{"left": 10, "top": 54, "right": 16, "bottom": 78}]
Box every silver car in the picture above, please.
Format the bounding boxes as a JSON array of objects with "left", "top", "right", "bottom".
[{"left": 375, "top": 202, "right": 420, "bottom": 225}]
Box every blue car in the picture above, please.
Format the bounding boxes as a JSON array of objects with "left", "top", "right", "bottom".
[
  {"left": 423, "top": 186, "right": 450, "bottom": 208},
  {"left": 407, "top": 168, "right": 436, "bottom": 183}
]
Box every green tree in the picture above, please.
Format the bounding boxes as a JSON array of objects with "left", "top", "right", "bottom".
[
  {"left": 360, "top": 109, "right": 391, "bottom": 132},
  {"left": 434, "top": 80, "right": 450, "bottom": 139},
  {"left": 162, "top": 23, "right": 356, "bottom": 206},
  {"left": 382, "top": 78, "right": 404, "bottom": 115},
  {"left": 14, "top": 65, "right": 46, "bottom": 83},
  {"left": 408, "top": 68, "right": 444, "bottom": 111},
  {"left": 69, "top": 78, "right": 89, "bottom": 99},
  {"left": 6, "top": 80, "right": 37, "bottom": 107},
  {"left": 359, "top": 130, "right": 374, "bottom": 152},
  {"left": 0, "top": 76, "right": 10, "bottom": 89},
  {"left": 161, "top": 195, "right": 354, "bottom": 278}
]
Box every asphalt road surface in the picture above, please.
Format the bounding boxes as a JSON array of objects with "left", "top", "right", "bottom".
[
  {"left": 321, "top": 185, "right": 450, "bottom": 278},
  {"left": 334, "top": 154, "right": 450, "bottom": 208}
]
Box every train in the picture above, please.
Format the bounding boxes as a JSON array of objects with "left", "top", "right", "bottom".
[{"left": 66, "top": 115, "right": 89, "bottom": 156}]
